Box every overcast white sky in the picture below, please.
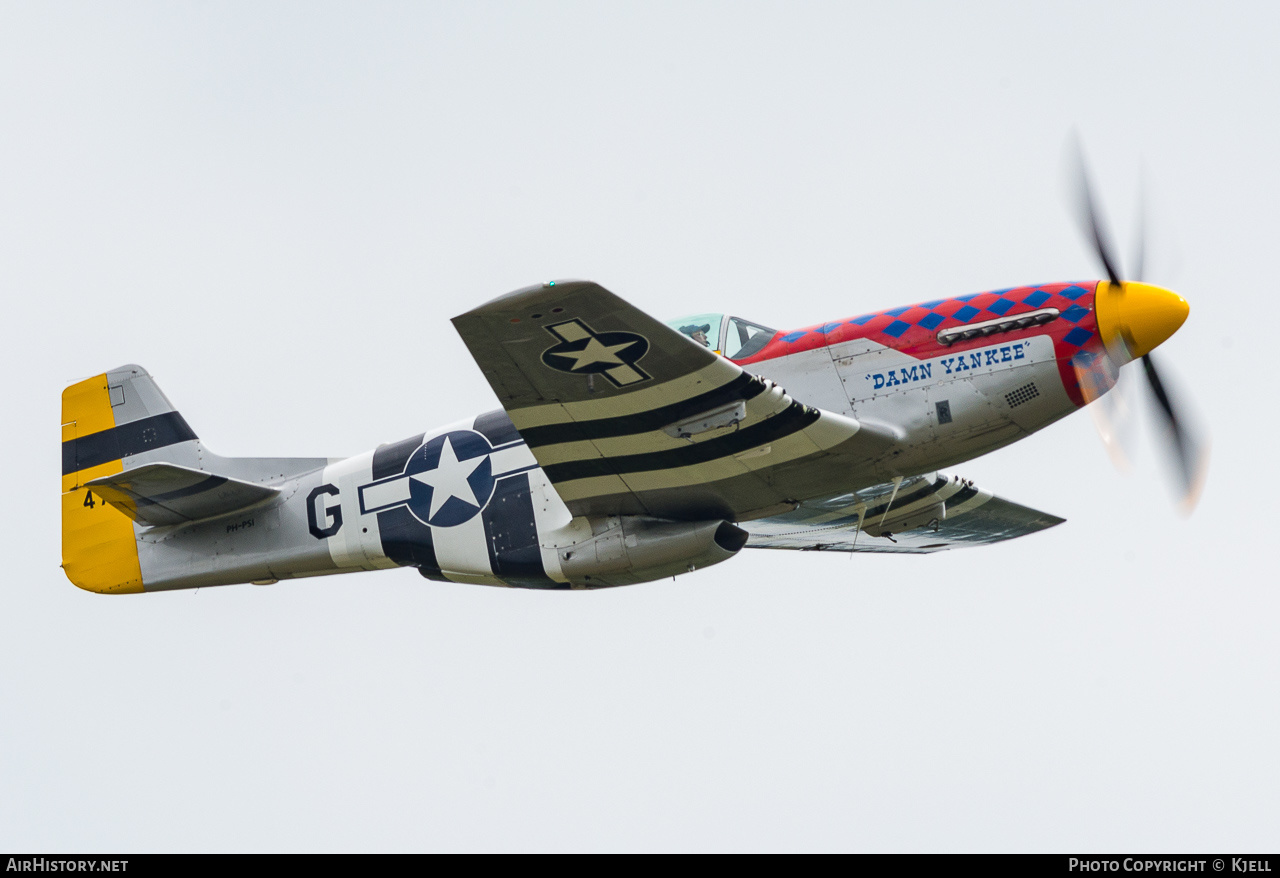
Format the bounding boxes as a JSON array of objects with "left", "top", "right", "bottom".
[{"left": 2, "top": 1, "right": 1277, "bottom": 852}]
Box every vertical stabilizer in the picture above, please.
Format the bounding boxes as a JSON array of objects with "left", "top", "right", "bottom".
[{"left": 61, "top": 366, "right": 194, "bottom": 592}]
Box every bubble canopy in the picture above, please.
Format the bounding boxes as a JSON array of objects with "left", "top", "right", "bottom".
[{"left": 666, "top": 313, "right": 777, "bottom": 360}]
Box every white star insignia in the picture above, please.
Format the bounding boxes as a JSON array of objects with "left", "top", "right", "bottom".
[{"left": 410, "top": 435, "right": 486, "bottom": 520}]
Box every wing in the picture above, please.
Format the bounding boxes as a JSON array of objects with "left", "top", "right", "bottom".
[
  {"left": 743, "top": 472, "right": 1064, "bottom": 553},
  {"left": 452, "top": 281, "right": 891, "bottom": 521},
  {"left": 86, "top": 462, "right": 281, "bottom": 526}
]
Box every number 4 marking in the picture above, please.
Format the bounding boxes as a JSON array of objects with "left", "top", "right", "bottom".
[{"left": 83, "top": 491, "right": 95, "bottom": 509}]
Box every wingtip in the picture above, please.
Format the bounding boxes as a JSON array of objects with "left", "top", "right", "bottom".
[{"left": 455, "top": 279, "right": 602, "bottom": 320}]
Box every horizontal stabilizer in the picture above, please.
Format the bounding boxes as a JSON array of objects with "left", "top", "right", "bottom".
[{"left": 86, "top": 463, "right": 280, "bottom": 527}]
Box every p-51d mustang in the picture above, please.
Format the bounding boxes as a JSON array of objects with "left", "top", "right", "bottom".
[
  {"left": 59, "top": 186, "right": 1207, "bottom": 594},
  {"left": 60, "top": 276, "right": 1201, "bottom": 593}
]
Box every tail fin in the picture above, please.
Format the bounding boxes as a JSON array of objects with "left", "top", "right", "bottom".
[{"left": 61, "top": 365, "right": 199, "bottom": 593}]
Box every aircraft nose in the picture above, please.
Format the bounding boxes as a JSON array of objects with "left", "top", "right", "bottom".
[{"left": 1093, "top": 281, "right": 1190, "bottom": 360}]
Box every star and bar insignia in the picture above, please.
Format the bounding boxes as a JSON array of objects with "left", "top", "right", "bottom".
[{"left": 540, "top": 319, "right": 651, "bottom": 388}]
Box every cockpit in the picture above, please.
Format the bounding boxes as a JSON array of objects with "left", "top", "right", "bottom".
[{"left": 665, "top": 312, "right": 777, "bottom": 361}]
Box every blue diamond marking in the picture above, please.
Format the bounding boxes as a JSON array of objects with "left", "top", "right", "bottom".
[
  {"left": 1023, "top": 290, "right": 1051, "bottom": 308},
  {"left": 919, "top": 299, "right": 944, "bottom": 308},
  {"left": 954, "top": 293, "right": 981, "bottom": 302},
  {"left": 882, "top": 320, "right": 911, "bottom": 338},
  {"left": 953, "top": 305, "right": 980, "bottom": 322},
  {"left": 1063, "top": 327, "right": 1093, "bottom": 347},
  {"left": 847, "top": 314, "right": 875, "bottom": 326},
  {"left": 987, "top": 298, "right": 1015, "bottom": 316},
  {"left": 1061, "top": 284, "right": 1088, "bottom": 300},
  {"left": 1061, "top": 304, "right": 1090, "bottom": 323},
  {"left": 780, "top": 330, "right": 808, "bottom": 343},
  {"left": 884, "top": 305, "right": 912, "bottom": 317},
  {"left": 917, "top": 312, "right": 945, "bottom": 330},
  {"left": 820, "top": 322, "right": 842, "bottom": 334}
]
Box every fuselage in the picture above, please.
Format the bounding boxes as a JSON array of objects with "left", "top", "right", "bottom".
[
  {"left": 131, "top": 280, "right": 1120, "bottom": 591},
  {"left": 736, "top": 279, "right": 1113, "bottom": 475}
]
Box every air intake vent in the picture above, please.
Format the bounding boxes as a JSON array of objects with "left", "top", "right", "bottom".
[
  {"left": 936, "top": 307, "right": 1059, "bottom": 346},
  {"left": 1005, "top": 383, "right": 1040, "bottom": 408}
]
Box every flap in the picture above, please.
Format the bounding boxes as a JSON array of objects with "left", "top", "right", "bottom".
[
  {"left": 743, "top": 473, "right": 1064, "bottom": 553},
  {"left": 86, "top": 462, "right": 280, "bottom": 527},
  {"left": 453, "top": 281, "right": 887, "bottom": 521}
]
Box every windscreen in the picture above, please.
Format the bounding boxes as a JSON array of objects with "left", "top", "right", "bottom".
[{"left": 723, "top": 316, "right": 776, "bottom": 360}]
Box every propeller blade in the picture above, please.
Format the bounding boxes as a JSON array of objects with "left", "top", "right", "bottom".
[
  {"left": 1140, "top": 352, "right": 1210, "bottom": 513},
  {"left": 1090, "top": 368, "right": 1136, "bottom": 473},
  {"left": 1070, "top": 138, "right": 1125, "bottom": 286},
  {"left": 1130, "top": 171, "right": 1148, "bottom": 283},
  {"left": 1073, "top": 348, "right": 1136, "bottom": 472},
  {"left": 1067, "top": 136, "right": 1208, "bottom": 513}
]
